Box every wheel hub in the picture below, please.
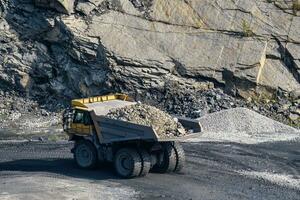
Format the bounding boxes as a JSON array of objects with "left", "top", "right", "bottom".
[
  {"left": 76, "top": 145, "right": 92, "bottom": 167},
  {"left": 121, "top": 156, "right": 132, "bottom": 170}
]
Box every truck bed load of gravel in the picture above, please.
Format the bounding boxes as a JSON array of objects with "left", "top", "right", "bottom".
[
  {"left": 198, "top": 107, "right": 299, "bottom": 134},
  {"left": 106, "top": 103, "right": 186, "bottom": 138}
]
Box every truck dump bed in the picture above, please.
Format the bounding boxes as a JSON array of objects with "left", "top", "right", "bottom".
[
  {"left": 87, "top": 100, "right": 136, "bottom": 116},
  {"left": 71, "top": 94, "right": 202, "bottom": 144}
]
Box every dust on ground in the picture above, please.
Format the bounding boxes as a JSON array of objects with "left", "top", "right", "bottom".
[{"left": 0, "top": 175, "right": 139, "bottom": 200}]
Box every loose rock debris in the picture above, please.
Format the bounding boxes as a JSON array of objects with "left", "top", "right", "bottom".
[
  {"left": 198, "top": 107, "right": 299, "bottom": 134},
  {"left": 107, "top": 103, "right": 186, "bottom": 138}
]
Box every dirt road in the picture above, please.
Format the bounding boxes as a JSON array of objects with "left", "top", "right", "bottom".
[{"left": 0, "top": 139, "right": 299, "bottom": 200}]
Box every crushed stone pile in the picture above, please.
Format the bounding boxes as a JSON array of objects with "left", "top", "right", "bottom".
[
  {"left": 186, "top": 108, "right": 300, "bottom": 144},
  {"left": 0, "top": 92, "right": 62, "bottom": 135},
  {"left": 106, "top": 103, "right": 186, "bottom": 138},
  {"left": 198, "top": 108, "right": 299, "bottom": 134}
]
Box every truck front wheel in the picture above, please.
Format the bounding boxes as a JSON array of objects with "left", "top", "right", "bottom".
[
  {"left": 114, "top": 148, "right": 142, "bottom": 178},
  {"left": 74, "top": 140, "right": 98, "bottom": 169}
]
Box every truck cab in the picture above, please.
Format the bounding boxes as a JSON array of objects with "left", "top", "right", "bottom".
[{"left": 71, "top": 109, "right": 93, "bottom": 135}]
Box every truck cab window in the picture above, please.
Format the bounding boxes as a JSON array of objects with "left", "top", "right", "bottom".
[
  {"left": 73, "top": 110, "right": 91, "bottom": 125},
  {"left": 73, "top": 111, "right": 84, "bottom": 123},
  {"left": 83, "top": 113, "right": 92, "bottom": 125}
]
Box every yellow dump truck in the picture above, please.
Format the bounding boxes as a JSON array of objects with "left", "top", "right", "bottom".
[{"left": 63, "top": 94, "right": 201, "bottom": 178}]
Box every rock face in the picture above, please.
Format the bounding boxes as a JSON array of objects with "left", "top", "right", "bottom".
[
  {"left": 58, "top": 0, "right": 300, "bottom": 99},
  {"left": 0, "top": 1, "right": 299, "bottom": 117},
  {"left": 34, "top": 0, "right": 75, "bottom": 14}
]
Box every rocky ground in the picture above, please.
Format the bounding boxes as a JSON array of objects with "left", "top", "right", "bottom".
[
  {"left": 0, "top": 92, "right": 299, "bottom": 199},
  {"left": 0, "top": 87, "right": 299, "bottom": 140},
  {"left": 0, "top": 91, "right": 65, "bottom": 140},
  {"left": 0, "top": 0, "right": 299, "bottom": 138},
  {"left": 0, "top": 131, "right": 299, "bottom": 200},
  {"left": 141, "top": 87, "right": 300, "bottom": 128}
]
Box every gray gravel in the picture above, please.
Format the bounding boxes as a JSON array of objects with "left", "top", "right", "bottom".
[
  {"left": 198, "top": 107, "right": 299, "bottom": 134},
  {"left": 0, "top": 140, "right": 299, "bottom": 200},
  {"left": 0, "top": 92, "right": 63, "bottom": 138},
  {"left": 193, "top": 108, "right": 300, "bottom": 144},
  {"left": 0, "top": 176, "right": 139, "bottom": 200},
  {"left": 107, "top": 103, "right": 186, "bottom": 138}
]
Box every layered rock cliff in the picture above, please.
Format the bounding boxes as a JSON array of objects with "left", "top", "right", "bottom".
[{"left": 0, "top": 0, "right": 299, "bottom": 126}]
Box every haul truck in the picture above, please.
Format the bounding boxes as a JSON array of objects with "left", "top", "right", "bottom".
[{"left": 63, "top": 94, "right": 201, "bottom": 178}]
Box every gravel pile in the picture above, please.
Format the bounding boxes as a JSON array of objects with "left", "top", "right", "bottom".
[
  {"left": 106, "top": 103, "right": 186, "bottom": 138},
  {"left": 198, "top": 108, "right": 299, "bottom": 134},
  {"left": 0, "top": 91, "right": 63, "bottom": 137},
  {"left": 183, "top": 108, "right": 300, "bottom": 144}
]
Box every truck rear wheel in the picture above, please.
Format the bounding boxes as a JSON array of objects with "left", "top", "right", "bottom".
[
  {"left": 138, "top": 149, "right": 151, "bottom": 176},
  {"left": 172, "top": 142, "right": 185, "bottom": 173},
  {"left": 152, "top": 142, "right": 177, "bottom": 173},
  {"left": 74, "top": 140, "right": 98, "bottom": 169},
  {"left": 114, "top": 148, "right": 142, "bottom": 178}
]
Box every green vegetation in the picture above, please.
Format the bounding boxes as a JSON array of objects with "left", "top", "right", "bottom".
[
  {"left": 248, "top": 90, "right": 276, "bottom": 104},
  {"left": 288, "top": 118, "right": 300, "bottom": 129},
  {"left": 267, "top": 0, "right": 299, "bottom": 15},
  {"left": 242, "top": 20, "right": 254, "bottom": 37},
  {"left": 0, "top": 113, "right": 8, "bottom": 120},
  {"left": 47, "top": 134, "right": 68, "bottom": 141},
  {"left": 293, "top": 0, "right": 300, "bottom": 13}
]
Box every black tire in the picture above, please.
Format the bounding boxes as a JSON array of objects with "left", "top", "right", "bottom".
[
  {"left": 138, "top": 149, "right": 151, "bottom": 177},
  {"left": 153, "top": 142, "right": 177, "bottom": 173},
  {"left": 74, "top": 140, "right": 98, "bottom": 169},
  {"left": 172, "top": 142, "right": 185, "bottom": 173},
  {"left": 114, "top": 148, "right": 142, "bottom": 178}
]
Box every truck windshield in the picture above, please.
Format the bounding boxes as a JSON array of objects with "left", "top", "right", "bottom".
[
  {"left": 73, "top": 111, "right": 84, "bottom": 123},
  {"left": 73, "top": 110, "right": 91, "bottom": 125}
]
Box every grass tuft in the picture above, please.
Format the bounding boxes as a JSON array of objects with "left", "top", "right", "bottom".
[
  {"left": 293, "top": 0, "right": 300, "bottom": 13},
  {"left": 242, "top": 20, "right": 254, "bottom": 37}
]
